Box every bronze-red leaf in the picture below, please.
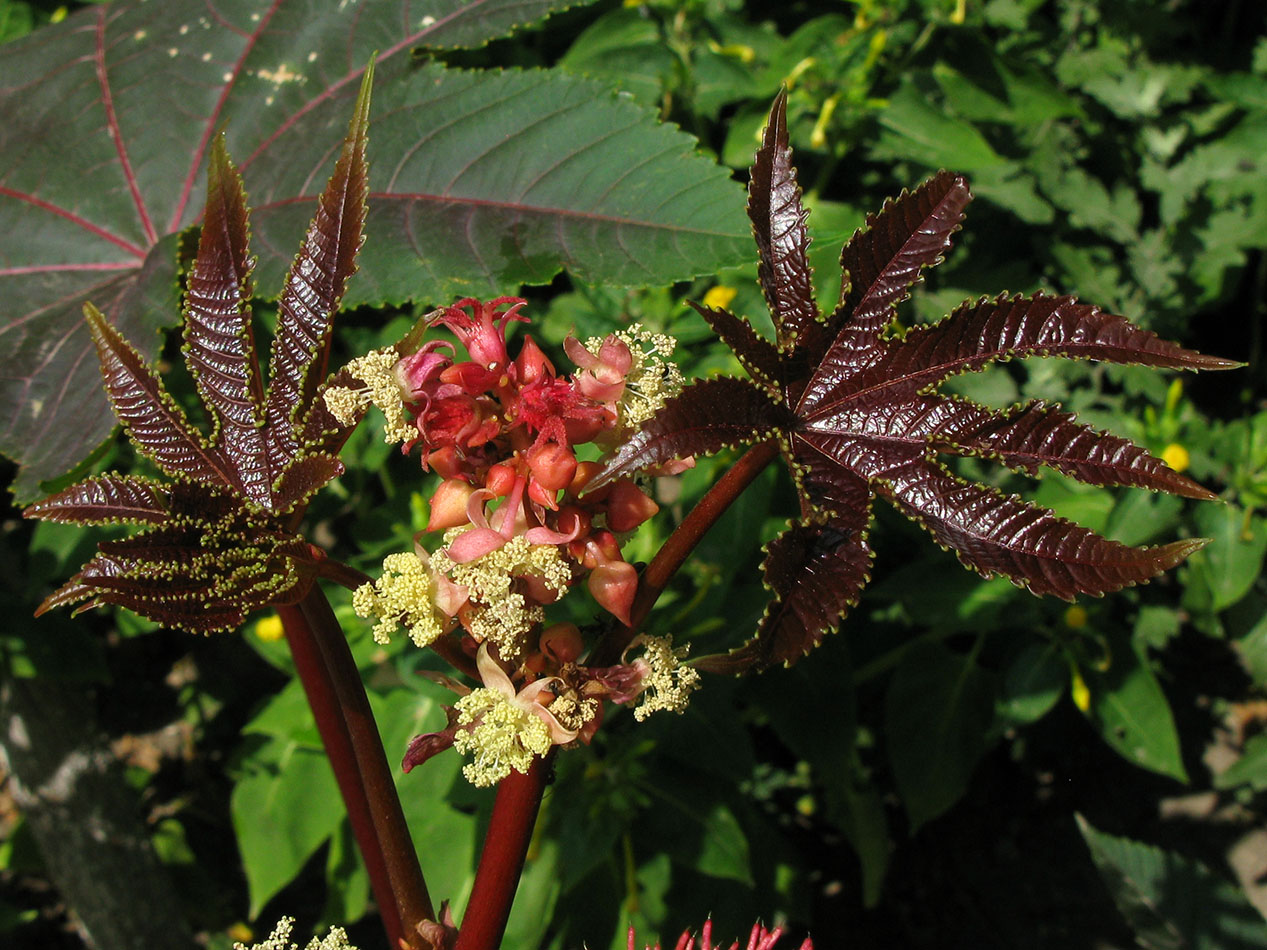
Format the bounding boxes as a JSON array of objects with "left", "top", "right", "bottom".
[
  {"left": 877, "top": 460, "right": 1208, "bottom": 600},
  {"left": 183, "top": 135, "right": 272, "bottom": 507},
  {"left": 23, "top": 474, "right": 170, "bottom": 525},
  {"left": 747, "top": 90, "right": 818, "bottom": 350},
  {"left": 85, "top": 303, "right": 237, "bottom": 487},
  {"left": 593, "top": 376, "right": 790, "bottom": 490},
  {"left": 264, "top": 63, "right": 373, "bottom": 458}
]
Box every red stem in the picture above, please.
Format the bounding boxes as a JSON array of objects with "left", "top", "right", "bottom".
[
  {"left": 453, "top": 755, "right": 552, "bottom": 950},
  {"left": 279, "top": 586, "right": 435, "bottom": 950},
  {"left": 592, "top": 440, "right": 780, "bottom": 665},
  {"left": 450, "top": 440, "right": 781, "bottom": 950}
]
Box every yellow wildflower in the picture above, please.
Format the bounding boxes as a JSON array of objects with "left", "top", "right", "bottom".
[
  {"left": 1161, "top": 443, "right": 1190, "bottom": 473},
  {"left": 253, "top": 614, "right": 285, "bottom": 642},
  {"left": 701, "top": 285, "right": 738, "bottom": 310}
]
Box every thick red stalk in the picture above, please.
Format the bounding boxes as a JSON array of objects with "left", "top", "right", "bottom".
[
  {"left": 591, "top": 439, "right": 780, "bottom": 665},
  {"left": 279, "top": 586, "right": 435, "bottom": 950},
  {"left": 453, "top": 754, "right": 552, "bottom": 950}
]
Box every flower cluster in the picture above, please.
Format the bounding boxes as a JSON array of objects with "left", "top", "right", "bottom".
[
  {"left": 234, "top": 918, "right": 357, "bottom": 950},
  {"left": 331, "top": 298, "right": 699, "bottom": 783}
]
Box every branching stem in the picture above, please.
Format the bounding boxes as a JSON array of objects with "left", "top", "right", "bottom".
[{"left": 592, "top": 440, "right": 780, "bottom": 665}]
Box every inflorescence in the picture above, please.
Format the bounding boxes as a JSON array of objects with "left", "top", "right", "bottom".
[{"left": 330, "top": 298, "right": 700, "bottom": 784}]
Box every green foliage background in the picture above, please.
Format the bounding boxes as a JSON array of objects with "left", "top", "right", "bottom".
[{"left": 4, "top": 0, "right": 1267, "bottom": 948}]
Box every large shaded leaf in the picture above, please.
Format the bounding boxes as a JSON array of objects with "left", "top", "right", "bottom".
[
  {"left": 0, "top": 0, "right": 749, "bottom": 502},
  {"left": 1078, "top": 816, "right": 1267, "bottom": 949}
]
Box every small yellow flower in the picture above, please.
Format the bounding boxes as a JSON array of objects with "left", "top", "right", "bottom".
[
  {"left": 1063, "top": 605, "right": 1089, "bottom": 629},
  {"left": 253, "top": 615, "right": 285, "bottom": 642},
  {"left": 701, "top": 285, "right": 738, "bottom": 310},
  {"left": 1071, "top": 668, "right": 1091, "bottom": 713},
  {"left": 632, "top": 634, "right": 701, "bottom": 721},
  {"left": 352, "top": 552, "right": 447, "bottom": 647},
  {"left": 1161, "top": 442, "right": 1190, "bottom": 473}
]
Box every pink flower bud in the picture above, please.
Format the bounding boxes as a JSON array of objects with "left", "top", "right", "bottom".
[
  {"left": 591, "top": 529, "right": 623, "bottom": 562},
  {"left": 485, "top": 463, "right": 517, "bottom": 497},
  {"left": 514, "top": 335, "right": 555, "bottom": 385},
  {"left": 426, "top": 446, "right": 464, "bottom": 478},
  {"left": 587, "top": 559, "right": 638, "bottom": 626},
  {"left": 527, "top": 440, "right": 577, "bottom": 493},
  {"left": 394, "top": 342, "right": 453, "bottom": 397},
  {"left": 565, "top": 334, "right": 633, "bottom": 402},
  {"left": 427, "top": 478, "right": 476, "bottom": 532},
  {"left": 604, "top": 479, "right": 659, "bottom": 533}
]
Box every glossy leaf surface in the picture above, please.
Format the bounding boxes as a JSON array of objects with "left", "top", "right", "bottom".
[{"left": 599, "top": 92, "right": 1235, "bottom": 670}]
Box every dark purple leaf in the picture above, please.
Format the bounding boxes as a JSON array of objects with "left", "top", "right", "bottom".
[
  {"left": 930, "top": 400, "right": 1218, "bottom": 500},
  {"left": 273, "top": 453, "right": 345, "bottom": 514},
  {"left": 22, "top": 473, "right": 170, "bottom": 525},
  {"left": 593, "top": 377, "right": 790, "bottom": 488},
  {"left": 831, "top": 170, "right": 970, "bottom": 339},
  {"left": 748, "top": 509, "right": 873, "bottom": 671},
  {"left": 687, "top": 301, "right": 784, "bottom": 396},
  {"left": 747, "top": 90, "right": 817, "bottom": 350},
  {"left": 876, "top": 459, "right": 1209, "bottom": 599},
  {"left": 85, "top": 302, "right": 236, "bottom": 487},
  {"left": 264, "top": 64, "right": 372, "bottom": 460},
  {"left": 183, "top": 135, "right": 272, "bottom": 506},
  {"left": 626, "top": 96, "right": 1235, "bottom": 666}
]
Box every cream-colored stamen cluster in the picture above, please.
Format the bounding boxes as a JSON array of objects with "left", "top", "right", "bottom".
[
  {"left": 547, "top": 689, "right": 600, "bottom": 734},
  {"left": 585, "top": 324, "right": 684, "bottom": 435},
  {"left": 431, "top": 533, "right": 573, "bottom": 659},
  {"left": 452, "top": 687, "right": 553, "bottom": 786},
  {"left": 632, "top": 634, "right": 701, "bottom": 721},
  {"left": 323, "top": 348, "right": 414, "bottom": 443},
  {"left": 351, "top": 552, "right": 447, "bottom": 647},
  {"left": 234, "top": 917, "right": 358, "bottom": 950}
]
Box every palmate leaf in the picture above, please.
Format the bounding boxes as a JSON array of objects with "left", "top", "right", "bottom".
[
  {"left": 601, "top": 94, "right": 1237, "bottom": 671},
  {"left": 0, "top": 0, "right": 749, "bottom": 503},
  {"left": 22, "top": 68, "right": 373, "bottom": 634}
]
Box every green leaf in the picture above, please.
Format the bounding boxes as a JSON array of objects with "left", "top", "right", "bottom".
[
  {"left": 875, "top": 80, "right": 1006, "bottom": 171},
  {"left": 0, "top": 0, "right": 749, "bottom": 502},
  {"left": 1081, "top": 631, "right": 1188, "bottom": 782},
  {"left": 997, "top": 641, "right": 1065, "bottom": 727},
  {"left": 1182, "top": 506, "right": 1267, "bottom": 614},
  {"left": 1078, "top": 815, "right": 1267, "bottom": 949},
  {"left": 693, "top": 804, "right": 752, "bottom": 885},
  {"left": 558, "top": 9, "right": 676, "bottom": 107},
  {"left": 885, "top": 640, "right": 997, "bottom": 830},
  {"left": 1214, "top": 732, "right": 1267, "bottom": 793},
  {"left": 230, "top": 732, "right": 344, "bottom": 917}
]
